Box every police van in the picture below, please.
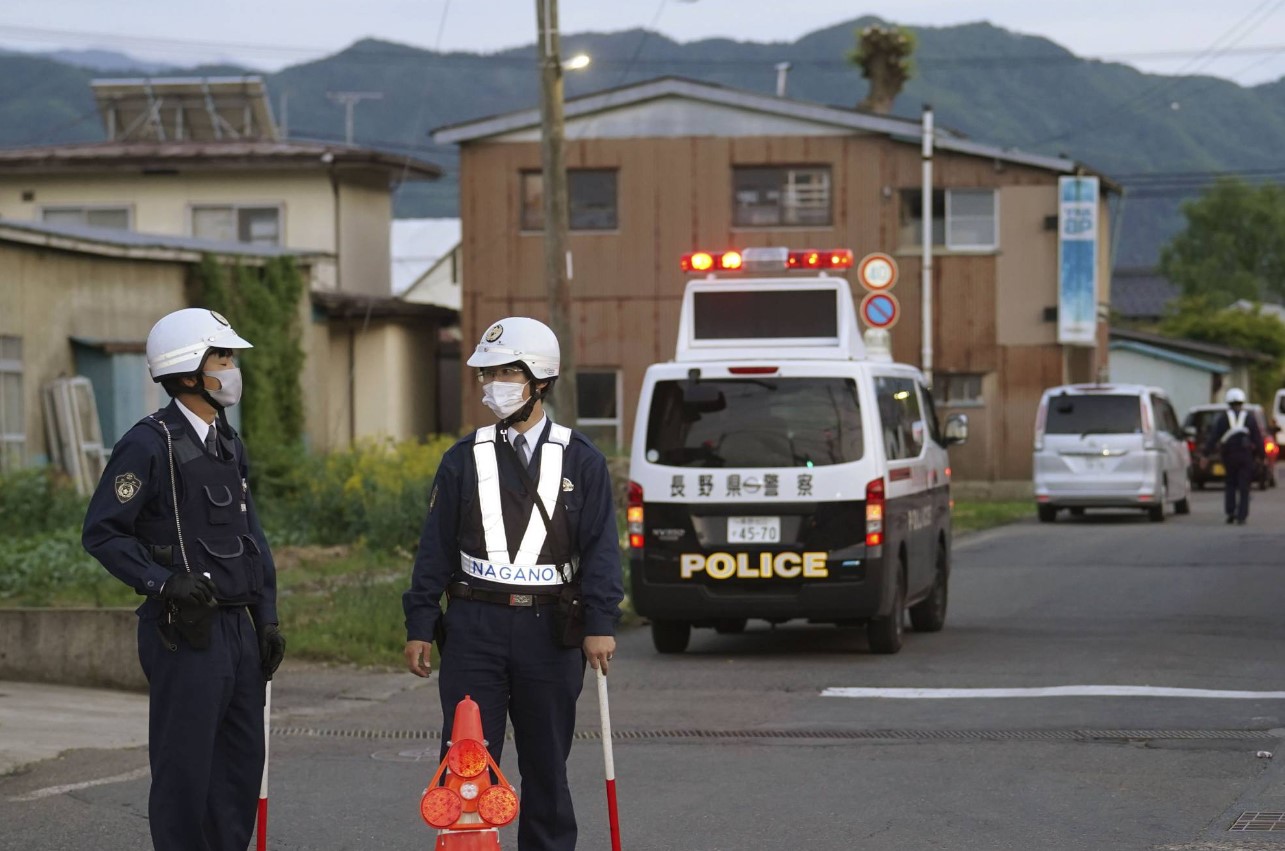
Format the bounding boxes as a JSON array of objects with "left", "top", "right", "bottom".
[{"left": 627, "top": 247, "right": 969, "bottom": 655}]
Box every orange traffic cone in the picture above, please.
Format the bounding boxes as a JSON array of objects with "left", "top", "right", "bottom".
[{"left": 420, "top": 695, "right": 519, "bottom": 850}]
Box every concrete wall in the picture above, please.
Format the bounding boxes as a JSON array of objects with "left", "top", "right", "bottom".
[
  {"left": 0, "top": 608, "right": 145, "bottom": 690},
  {"left": 337, "top": 177, "right": 393, "bottom": 296}
]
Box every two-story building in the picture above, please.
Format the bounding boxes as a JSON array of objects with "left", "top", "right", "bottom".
[
  {"left": 433, "top": 76, "right": 1115, "bottom": 492},
  {"left": 0, "top": 76, "right": 454, "bottom": 454}
]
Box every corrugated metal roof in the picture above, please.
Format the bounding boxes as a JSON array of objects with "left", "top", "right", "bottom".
[
  {"left": 1111, "top": 268, "right": 1179, "bottom": 320},
  {"left": 433, "top": 76, "right": 1105, "bottom": 180},
  {"left": 0, "top": 139, "right": 441, "bottom": 180},
  {"left": 0, "top": 218, "right": 330, "bottom": 262},
  {"left": 1108, "top": 340, "right": 1230, "bottom": 375}
]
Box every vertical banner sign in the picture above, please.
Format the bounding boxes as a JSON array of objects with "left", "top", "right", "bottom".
[{"left": 1058, "top": 176, "right": 1099, "bottom": 345}]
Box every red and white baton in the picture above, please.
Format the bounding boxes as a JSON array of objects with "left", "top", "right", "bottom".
[
  {"left": 257, "top": 681, "right": 271, "bottom": 851},
  {"left": 596, "top": 666, "right": 622, "bottom": 851}
]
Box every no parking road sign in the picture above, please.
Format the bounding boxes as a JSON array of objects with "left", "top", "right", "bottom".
[{"left": 860, "top": 291, "right": 900, "bottom": 329}]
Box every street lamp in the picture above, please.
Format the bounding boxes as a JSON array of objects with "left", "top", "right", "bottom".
[{"left": 563, "top": 53, "right": 591, "bottom": 71}]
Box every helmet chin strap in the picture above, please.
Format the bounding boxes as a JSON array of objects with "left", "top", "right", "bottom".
[{"left": 498, "top": 382, "right": 541, "bottom": 430}]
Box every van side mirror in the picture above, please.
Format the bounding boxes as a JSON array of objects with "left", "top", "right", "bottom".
[{"left": 943, "top": 413, "right": 969, "bottom": 447}]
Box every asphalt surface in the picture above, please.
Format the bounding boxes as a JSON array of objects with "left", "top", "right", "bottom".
[{"left": 3, "top": 483, "right": 1285, "bottom": 849}]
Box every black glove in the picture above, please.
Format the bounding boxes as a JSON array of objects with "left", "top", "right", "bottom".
[
  {"left": 160, "top": 573, "right": 217, "bottom": 607},
  {"left": 259, "top": 624, "right": 286, "bottom": 681}
]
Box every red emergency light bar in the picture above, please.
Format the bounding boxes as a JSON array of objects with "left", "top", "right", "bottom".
[{"left": 680, "top": 248, "right": 854, "bottom": 273}]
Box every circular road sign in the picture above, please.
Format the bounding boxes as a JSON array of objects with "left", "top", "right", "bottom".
[
  {"left": 857, "top": 252, "right": 898, "bottom": 291},
  {"left": 860, "top": 291, "right": 901, "bottom": 329}
]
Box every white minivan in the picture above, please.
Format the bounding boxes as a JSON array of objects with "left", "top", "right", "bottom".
[
  {"left": 627, "top": 247, "right": 968, "bottom": 655},
  {"left": 1032, "top": 383, "right": 1191, "bottom": 522}
]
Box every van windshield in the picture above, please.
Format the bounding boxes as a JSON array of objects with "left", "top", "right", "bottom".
[
  {"left": 1045, "top": 394, "right": 1142, "bottom": 435},
  {"left": 645, "top": 378, "right": 864, "bottom": 468}
]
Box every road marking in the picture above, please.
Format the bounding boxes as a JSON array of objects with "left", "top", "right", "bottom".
[
  {"left": 821, "top": 686, "right": 1285, "bottom": 700},
  {"left": 9, "top": 767, "right": 149, "bottom": 802}
]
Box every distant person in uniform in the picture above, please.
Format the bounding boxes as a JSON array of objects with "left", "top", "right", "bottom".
[
  {"left": 83, "top": 308, "right": 286, "bottom": 851},
  {"left": 403, "top": 316, "right": 624, "bottom": 851},
  {"left": 1204, "top": 387, "right": 1264, "bottom": 525}
]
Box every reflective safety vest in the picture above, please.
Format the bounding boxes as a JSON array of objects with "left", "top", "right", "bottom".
[
  {"left": 1220, "top": 410, "right": 1249, "bottom": 444},
  {"left": 458, "top": 423, "right": 574, "bottom": 590}
]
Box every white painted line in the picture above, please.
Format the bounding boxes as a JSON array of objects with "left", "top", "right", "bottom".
[
  {"left": 10, "top": 766, "right": 149, "bottom": 802},
  {"left": 821, "top": 686, "right": 1285, "bottom": 700}
]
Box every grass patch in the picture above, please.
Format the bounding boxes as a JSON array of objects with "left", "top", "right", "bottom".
[
  {"left": 277, "top": 546, "right": 413, "bottom": 669},
  {"left": 952, "top": 500, "right": 1031, "bottom": 533}
]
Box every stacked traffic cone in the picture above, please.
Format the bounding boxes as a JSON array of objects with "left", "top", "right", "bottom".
[{"left": 421, "top": 695, "right": 520, "bottom": 850}]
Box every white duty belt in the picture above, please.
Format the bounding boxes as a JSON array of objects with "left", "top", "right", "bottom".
[
  {"left": 470, "top": 423, "right": 572, "bottom": 582},
  {"left": 1220, "top": 410, "right": 1249, "bottom": 443}
]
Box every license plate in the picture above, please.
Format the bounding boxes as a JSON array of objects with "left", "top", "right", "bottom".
[
  {"left": 1213, "top": 463, "right": 1225, "bottom": 477},
  {"left": 727, "top": 516, "right": 781, "bottom": 544}
]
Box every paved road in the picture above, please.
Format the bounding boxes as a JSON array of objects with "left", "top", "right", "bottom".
[{"left": 3, "top": 484, "right": 1284, "bottom": 849}]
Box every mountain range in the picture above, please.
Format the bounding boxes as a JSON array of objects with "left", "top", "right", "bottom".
[{"left": 3, "top": 16, "right": 1284, "bottom": 268}]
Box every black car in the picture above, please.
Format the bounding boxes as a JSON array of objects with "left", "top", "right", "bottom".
[{"left": 1183, "top": 403, "right": 1278, "bottom": 490}]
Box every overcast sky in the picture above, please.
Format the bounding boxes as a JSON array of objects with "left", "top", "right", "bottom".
[{"left": 4, "top": 0, "right": 1285, "bottom": 86}]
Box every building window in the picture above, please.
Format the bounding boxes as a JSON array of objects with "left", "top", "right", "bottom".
[
  {"left": 192, "top": 205, "right": 282, "bottom": 245},
  {"left": 521, "top": 170, "right": 619, "bottom": 231},
  {"left": 576, "top": 369, "right": 621, "bottom": 449},
  {"left": 733, "top": 166, "right": 832, "bottom": 227},
  {"left": 0, "top": 336, "right": 24, "bottom": 472},
  {"left": 41, "top": 206, "right": 131, "bottom": 230},
  {"left": 935, "top": 373, "right": 985, "bottom": 406},
  {"left": 899, "top": 188, "right": 998, "bottom": 251}
]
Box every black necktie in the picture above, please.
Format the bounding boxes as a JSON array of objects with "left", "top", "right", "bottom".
[
  {"left": 205, "top": 426, "right": 220, "bottom": 460},
  {"left": 512, "top": 433, "right": 529, "bottom": 468}
]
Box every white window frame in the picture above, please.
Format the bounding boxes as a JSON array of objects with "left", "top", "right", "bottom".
[
  {"left": 576, "top": 369, "right": 623, "bottom": 448},
  {"left": 732, "top": 166, "right": 833, "bottom": 229},
  {"left": 189, "top": 203, "right": 285, "bottom": 246},
  {"left": 39, "top": 204, "right": 134, "bottom": 229},
  {"left": 0, "top": 336, "right": 24, "bottom": 472},
  {"left": 945, "top": 189, "right": 998, "bottom": 251}
]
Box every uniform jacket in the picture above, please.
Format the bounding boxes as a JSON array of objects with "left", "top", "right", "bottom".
[
  {"left": 403, "top": 421, "right": 624, "bottom": 643},
  {"left": 1204, "top": 408, "right": 1264, "bottom": 468},
  {"left": 81, "top": 400, "right": 279, "bottom": 626}
]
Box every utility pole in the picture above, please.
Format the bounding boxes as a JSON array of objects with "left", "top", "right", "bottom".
[
  {"left": 921, "top": 104, "right": 934, "bottom": 389},
  {"left": 536, "top": 0, "right": 576, "bottom": 425},
  {"left": 326, "top": 91, "right": 383, "bottom": 145}
]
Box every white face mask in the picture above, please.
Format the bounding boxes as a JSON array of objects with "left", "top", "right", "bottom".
[
  {"left": 206, "top": 367, "right": 243, "bottom": 408},
  {"left": 482, "top": 380, "right": 529, "bottom": 419}
]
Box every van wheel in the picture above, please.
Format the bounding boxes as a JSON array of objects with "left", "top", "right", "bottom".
[
  {"left": 714, "top": 618, "right": 747, "bottom": 634},
  {"left": 909, "top": 544, "right": 949, "bottom": 633},
  {"left": 1148, "top": 503, "right": 1165, "bottom": 522},
  {"left": 651, "top": 620, "right": 691, "bottom": 654},
  {"left": 1037, "top": 505, "right": 1057, "bottom": 523},
  {"left": 867, "top": 566, "right": 905, "bottom": 654}
]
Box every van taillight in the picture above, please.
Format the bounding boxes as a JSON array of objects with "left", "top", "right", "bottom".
[
  {"left": 865, "top": 477, "right": 885, "bottom": 548},
  {"left": 627, "top": 480, "right": 644, "bottom": 549},
  {"left": 1034, "top": 401, "right": 1047, "bottom": 451}
]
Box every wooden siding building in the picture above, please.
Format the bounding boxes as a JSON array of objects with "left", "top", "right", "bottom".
[{"left": 435, "top": 77, "right": 1115, "bottom": 490}]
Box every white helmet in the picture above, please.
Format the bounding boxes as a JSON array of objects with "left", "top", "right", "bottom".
[
  {"left": 466, "top": 317, "right": 559, "bottom": 379},
  {"left": 146, "top": 308, "right": 253, "bottom": 380},
  {"left": 1226, "top": 387, "right": 1247, "bottom": 405}
]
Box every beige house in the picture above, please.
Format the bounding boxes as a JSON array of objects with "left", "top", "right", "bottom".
[
  {"left": 0, "top": 76, "right": 454, "bottom": 451},
  {"left": 0, "top": 220, "right": 321, "bottom": 475},
  {"left": 434, "top": 77, "right": 1116, "bottom": 490}
]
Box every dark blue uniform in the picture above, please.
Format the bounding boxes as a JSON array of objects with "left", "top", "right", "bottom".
[
  {"left": 1205, "top": 408, "right": 1264, "bottom": 523},
  {"left": 83, "top": 400, "right": 277, "bottom": 851},
  {"left": 403, "top": 422, "right": 623, "bottom": 851}
]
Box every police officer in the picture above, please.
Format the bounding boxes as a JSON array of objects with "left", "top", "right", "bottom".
[
  {"left": 403, "top": 317, "right": 624, "bottom": 851},
  {"left": 82, "top": 308, "right": 286, "bottom": 851},
  {"left": 1205, "top": 387, "right": 1264, "bottom": 525}
]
